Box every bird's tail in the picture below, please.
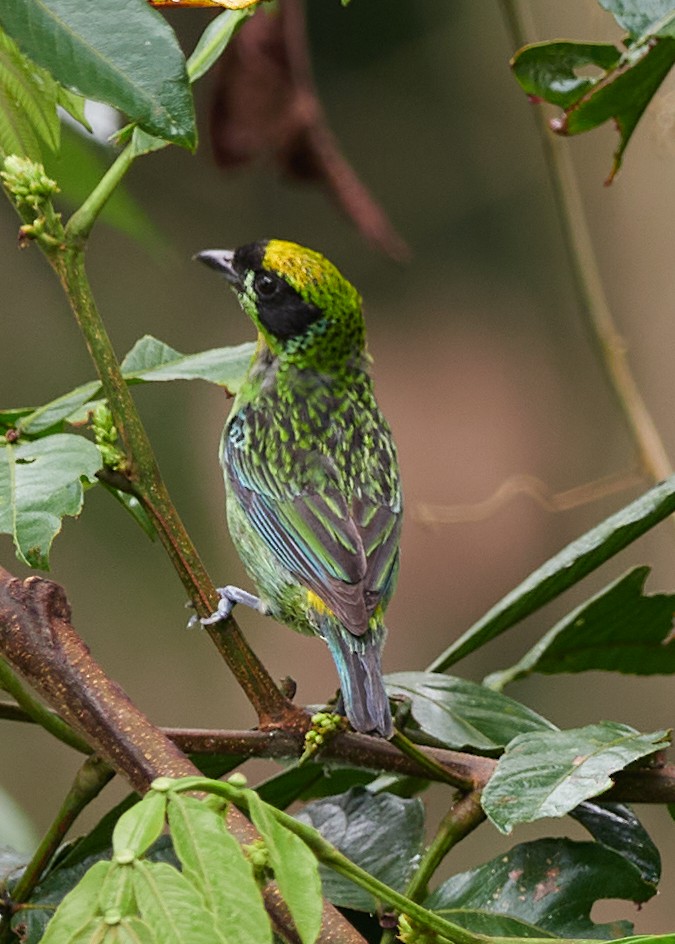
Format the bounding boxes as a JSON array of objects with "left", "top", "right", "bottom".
[{"left": 321, "top": 622, "right": 393, "bottom": 738}]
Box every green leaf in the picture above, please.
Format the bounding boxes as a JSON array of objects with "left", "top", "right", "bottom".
[
  {"left": 486, "top": 567, "right": 675, "bottom": 690},
  {"left": 294, "top": 788, "right": 424, "bottom": 913},
  {"left": 512, "top": 41, "right": 622, "bottom": 109},
  {"left": 187, "top": 10, "right": 250, "bottom": 83},
  {"left": 10, "top": 336, "right": 254, "bottom": 445},
  {"left": 421, "top": 909, "right": 557, "bottom": 939},
  {"left": 428, "top": 476, "right": 675, "bottom": 671},
  {"left": 425, "top": 837, "right": 656, "bottom": 938},
  {"left": 113, "top": 792, "right": 167, "bottom": 860},
  {"left": 0, "top": 433, "right": 101, "bottom": 569},
  {"left": 39, "top": 860, "right": 113, "bottom": 943},
  {"left": 385, "top": 672, "right": 554, "bottom": 751},
  {"left": 0, "top": 27, "right": 55, "bottom": 159},
  {"left": 247, "top": 791, "right": 323, "bottom": 944},
  {"left": 0, "top": 0, "right": 196, "bottom": 149},
  {"left": 597, "top": 0, "right": 675, "bottom": 40},
  {"left": 571, "top": 800, "right": 660, "bottom": 888},
  {"left": 167, "top": 794, "right": 271, "bottom": 944},
  {"left": 512, "top": 36, "right": 675, "bottom": 181},
  {"left": 120, "top": 335, "right": 254, "bottom": 391},
  {"left": 117, "top": 917, "right": 158, "bottom": 944},
  {"left": 482, "top": 722, "right": 670, "bottom": 834},
  {"left": 132, "top": 860, "right": 227, "bottom": 944},
  {"left": 17, "top": 382, "right": 100, "bottom": 437}
]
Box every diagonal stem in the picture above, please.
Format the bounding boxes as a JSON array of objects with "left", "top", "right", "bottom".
[
  {"left": 49, "top": 245, "right": 297, "bottom": 727},
  {"left": 500, "top": 1, "right": 674, "bottom": 496}
]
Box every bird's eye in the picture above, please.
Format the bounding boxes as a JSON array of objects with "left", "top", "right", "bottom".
[{"left": 254, "top": 272, "right": 279, "bottom": 297}]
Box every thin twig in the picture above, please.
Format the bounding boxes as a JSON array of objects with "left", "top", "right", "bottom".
[{"left": 500, "top": 1, "right": 674, "bottom": 498}]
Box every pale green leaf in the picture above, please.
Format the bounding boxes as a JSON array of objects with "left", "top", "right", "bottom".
[
  {"left": 132, "top": 860, "right": 227, "bottom": 944},
  {"left": 0, "top": 433, "right": 101, "bottom": 569},
  {"left": 187, "top": 10, "right": 250, "bottom": 83},
  {"left": 40, "top": 860, "right": 113, "bottom": 943},
  {"left": 113, "top": 792, "right": 167, "bottom": 860},
  {"left": 167, "top": 794, "right": 271, "bottom": 944},
  {"left": 248, "top": 791, "right": 323, "bottom": 944},
  {"left": 482, "top": 723, "right": 670, "bottom": 834}
]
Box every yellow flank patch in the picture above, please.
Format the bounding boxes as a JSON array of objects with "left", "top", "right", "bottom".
[{"left": 306, "top": 589, "right": 334, "bottom": 617}]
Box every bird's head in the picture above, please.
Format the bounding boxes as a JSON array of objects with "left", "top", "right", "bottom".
[{"left": 196, "top": 239, "right": 366, "bottom": 370}]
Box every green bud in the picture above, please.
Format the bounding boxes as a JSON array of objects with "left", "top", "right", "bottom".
[
  {"left": 228, "top": 771, "right": 248, "bottom": 787},
  {"left": 1, "top": 155, "right": 59, "bottom": 210}
]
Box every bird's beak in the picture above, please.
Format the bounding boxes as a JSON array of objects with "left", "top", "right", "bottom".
[{"left": 194, "top": 249, "right": 241, "bottom": 288}]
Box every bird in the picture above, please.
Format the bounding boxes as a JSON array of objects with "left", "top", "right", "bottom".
[{"left": 196, "top": 239, "right": 402, "bottom": 738}]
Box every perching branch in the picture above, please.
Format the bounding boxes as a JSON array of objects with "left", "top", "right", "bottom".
[{"left": 0, "top": 566, "right": 366, "bottom": 944}]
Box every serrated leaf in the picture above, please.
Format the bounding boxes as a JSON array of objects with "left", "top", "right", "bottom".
[
  {"left": 132, "top": 860, "right": 227, "bottom": 944},
  {"left": 294, "top": 788, "right": 424, "bottom": 913},
  {"left": 0, "top": 0, "right": 196, "bottom": 149},
  {"left": 39, "top": 860, "right": 113, "bottom": 943},
  {"left": 486, "top": 568, "right": 675, "bottom": 691},
  {"left": 167, "top": 794, "right": 271, "bottom": 944},
  {"left": 385, "top": 672, "right": 554, "bottom": 751},
  {"left": 425, "top": 837, "right": 656, "bottom": 938},
  {"left": 482, "top": 722, "right": 670, "bottom": 834},
  {"left": 0, "top": 433, "right": 101, "bottom": 569},
  {"left": 120, "top": 335, "right": 254, "bottom": 391},
  {"left": 248, "top": 791, "right": 323, "bottom": 944},
  {"left": 113, "top": 792, "right": 167, "bottom": 860},
  {"left": 428, "top": 476, "right": 675, "bottom": 672},
  {"left": 571, "top": 800, "right": 660, "bottom": 888},
  {"left": 0, "top": 27, "right": 54, "bottom": 159}
]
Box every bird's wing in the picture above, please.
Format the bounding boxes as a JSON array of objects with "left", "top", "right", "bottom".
[{"left": 225, "top": 435, "right": 399, "bottom": 637}]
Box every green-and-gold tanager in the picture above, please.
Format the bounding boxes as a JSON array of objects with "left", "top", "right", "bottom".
[{"left": 197, "top": 239, "right": 402, "bottom": 738}]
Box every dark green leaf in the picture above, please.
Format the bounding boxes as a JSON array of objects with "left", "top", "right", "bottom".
[
  {"left": 428, "top": 476, "right": 675, "bottom": 671},
  {"left": 512, "top": 36, "right": 675, "bottom": 181},
  {"left": 248, "top": 791, "right": 323, "bottom": 944},
  {"left": 423, "top": 909, "right": 557, "bottom": 938},
  {"left": 256, "top": 764, "right": 375, "bottom": 810},
  {"left": 385, "top": 672, "right": 554, "bottom": 751},
  {"left": 132, "top": 860, "right": 227, "bottom": 944},
  {"left": 482, "top": 722, "right": 670, "bottom": 834},
  {"left": 486, "top": 568, "right": 675, "bottom": 690},
  {"left": 0, "top": 0, "right": 196, "bottom": 149},
  {"left": 425, "top": 837, "right": 656, "bottom": 938},
  {"left": 294, "top": 788, "right": 424, "bottom": 913},
  {"left": 112, "top": 792, "right": 167, "bottom": 860},
  {"left": 512, "top": 41, "right": 621, "bottom": 109},
  {"left": 571, "top": 800, "right": 660, "bottom": 888},
  {"left": 0, "top": 433, "right": 101, "bottom": 569},
  {"left": 167, "top": 794, "right": 271, "bottom": 944}
]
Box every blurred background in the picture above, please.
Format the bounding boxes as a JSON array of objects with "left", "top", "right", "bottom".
[{"left": 2, "top": 0, "right": 675, "bottom": 932}]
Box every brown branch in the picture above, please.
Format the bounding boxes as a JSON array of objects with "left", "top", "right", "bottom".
[{"left": 0, "top": 567, "right": 366, "bottom": 944}]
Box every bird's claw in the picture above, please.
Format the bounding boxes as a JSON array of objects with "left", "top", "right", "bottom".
[{"left": 199, "top": 585, "right": 266, "bottom": 626}]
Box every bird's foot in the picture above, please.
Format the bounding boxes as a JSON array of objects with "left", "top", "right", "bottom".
[{"left": 200, "top": 585, "right": 268, "bottom": 626}]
